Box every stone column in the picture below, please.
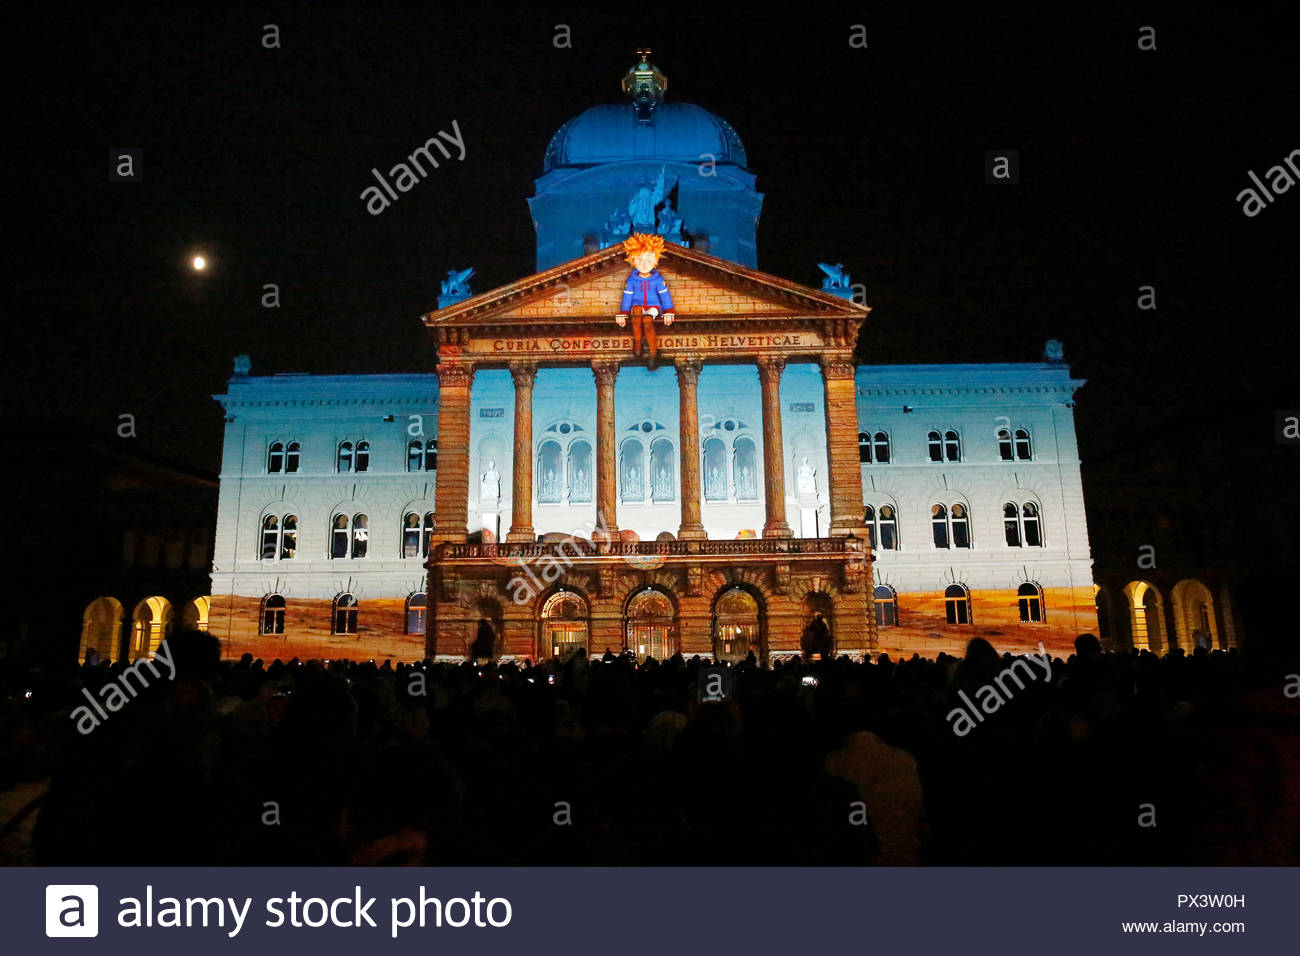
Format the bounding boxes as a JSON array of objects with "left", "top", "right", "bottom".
[
  {"left": 430, "top": 361, "right": 475, "bottom": 545},
  {"left": 821, "top": 352, "right": 869, "bottom": 536},
  {"left": 674, "top": 356, "right": 706, "bottom": 540},
  {"left": 757, "top": 355, "right": 792, "bottom": 538},
  {"left": 506, "top": 361, "right": 537, "bottom": 542},
  {"left": 592, "top": 359, "right": 620, "bottom": 543}
]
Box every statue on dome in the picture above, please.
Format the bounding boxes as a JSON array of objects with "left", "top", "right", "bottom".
[
  {"left": 615, "top": 233, "right": 676, "bottom": 370},
  {"left": 628, "top": 167, "right": 666, "bottom": 228},
  {"left": 656, "top": 203, "right": 684, "bottom": 240}
]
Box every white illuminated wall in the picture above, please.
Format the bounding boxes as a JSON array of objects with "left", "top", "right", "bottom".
[{"left": 210, "top": 360, "right": 1092, "bottom": 604}]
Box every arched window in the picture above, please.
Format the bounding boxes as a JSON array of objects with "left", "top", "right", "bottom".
[
  {"left": 1004, "top": 502, "right": 1021, "bottom": 546},
  {"left": 355, "top": 441, "right": 370, "bottom": 472},
  {"left": 330, "top": 513, "right": 368, "bottom": 558},
  {"left": 537, "top": 439, "right": 562, "bottom": 503},
  {"left": 261, "top": 515, "right": 280, "bottom": 559},
  {"left": 927, "top": 430, "right": 942, "bottom": 462},
  {"left": 285, "top": 441, "right": 300, "bottom": 472},
  {"left": 874, "top": 585, "right": 898, "bottom": 627},
  {"left": 620, "top": 438, "right": 645, "bottom": 502},
  {"left": 932, "top": 504, "right": 949, "bottom": 548},
  {"left": 945, "top": 584, "right": 972, "bottom": 625},
  {"left": 408, "top": 440, "right": 423, "bottom": 472},
  {"left": 858, "top": 432, "right": 871, "bottom": 463},
  {"left": 866, "top": 504, "right": 899, "bottom": 550},
  {"left": 268, "top": 442, "right": 284, "bottom": 473},
  {"left": 331, "top": 514, "right": 349, "bottom": 558},
  {"left": 402, "top": 511, "right": 436, "bottom": 558},
  {"left": 1004, "top": 501, "right": 1043, "bottom": 547},
  {"left": 1015, "top": 428, "right": 1032, "bottom": 460},
  {"left": 568, "top": 440, "right": 592, "bottom": 502},
  {"left": 260, "top": 514, "right": 297, "bottom": 560},
  {"left": 1018, "top": 582, "right": 1044, "bottom": 623},
  {"left": 734, "top": 437, "right": 758, "bottom": 500},
  {"left": 999, "top": 427, "right": 1033, "bottom": 461},
  {"left": 650, "top": 438, "right": 675, "bottom": 502},
  {"left": 351, "top": 514, "right": 368, "bottom": 558},
  {"left": 933, "top": 503, "right": 971, "bottom": 549},
  {"left": 281, "top": 514, "right": 297, "bottom": 559},
  {"left": 402, "top": 512, "right": 422, "bottom": 558},
  {"left": 873, "top": 431, "right": 891, "bottom": 463},
  {"left": 944, "top": 430, "right": 961, "bottom": 461},
  {"left": 337, "top": 441, "right": 353, "bottom": 473},
  {"left": 405, "top": 593, "right": 427, "bottom": 634},
  {"left": 703, "top": 437, "right": 727, "bottom": 500},
  {"left": 1022, "top": 502, "right": 1041, "bottom": 546},
  {"left": 950, "top": 503, "right": 969, "bottom": 547},
  {"left": 333, "top": 593, "right": 358, "bottom": 635},
  {"left": 426, "top": 439, "right": 438, "bottom": 471},
  {"left": 260, "top": 594, "right": 286, "bottom": 635}
]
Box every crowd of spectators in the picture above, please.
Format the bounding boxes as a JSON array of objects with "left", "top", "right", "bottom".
[{"left": 1, "top": 632, "right": 1295, "bottom": 865}]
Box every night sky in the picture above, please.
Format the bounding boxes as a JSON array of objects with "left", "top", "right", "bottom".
[{"left": 8, "top": 5, "right": 1297, "bottom": 472}]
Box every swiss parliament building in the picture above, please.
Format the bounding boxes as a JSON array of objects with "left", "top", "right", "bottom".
[{"left": 87, "top": 52, "right": 1233, "bottom": 666}]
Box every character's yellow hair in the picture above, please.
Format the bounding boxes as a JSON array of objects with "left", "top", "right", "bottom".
[{"left": 622, "top": 233, "right": 665, "bottom": 264}]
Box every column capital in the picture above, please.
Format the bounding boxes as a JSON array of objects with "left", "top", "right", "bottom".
[
  {"left": 508, "top": 360, "right": 538, "bottom": 387},
  {"left": 818, "top": 352, "right": 856, "bottom": 380},
  {"left": 674, "top": 355, "right": 703, "bottom": 386},
  {"left": 591, "top": 358, "right": 621, "bottom": 389},
  {"left": 437, "top": 362, "right": 475, "bottom": 389},
  {"left": 756, "top": 354, "right": 786, "bottom": 380}
]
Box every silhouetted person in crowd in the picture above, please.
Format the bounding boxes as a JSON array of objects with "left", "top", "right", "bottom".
[
  {"left": 802, "top": 613, "right": 831, "bottom": 660},
  {"left": 471, "top": 618, "right": 495, "bottom": 661}
]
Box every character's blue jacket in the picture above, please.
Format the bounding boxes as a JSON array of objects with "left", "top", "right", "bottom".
[{"left": 620, "top": 269, "right": 674, "bottom": 313}]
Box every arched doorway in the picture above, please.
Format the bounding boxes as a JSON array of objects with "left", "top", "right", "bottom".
[
  {"left": 181, "top": 596, "right": 209, "bottom": 632},
  {"left": 473, "top": 597, "right": 505, "bottom": 659},
  {"left": 801, "top": 592, "right": 835, "bottom": 659},
  {"left": 625, "top": 587, "right": 676, "bottom": 660},
  {"left": 1171, "top": 579, "right": 1219, "bottom": 650},
  {"left": 713, "top": 586, "right": 761, "bottom": 663},
  {"left": 80, "top": 597, "right": 123, "bottom": 662},
  {"left": 1123, "top": 581, "right": 1166, "bottom": 652},
  {"left": 540, "top": 589, "right": 589, "bottom": 660},
  {"left": 129, "top": 596, "right": 173, "bottom": 659}
]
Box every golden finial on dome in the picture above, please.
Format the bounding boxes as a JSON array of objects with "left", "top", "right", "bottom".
[{"left": 622, "top": 49, "right": 667, "bottom": 121}]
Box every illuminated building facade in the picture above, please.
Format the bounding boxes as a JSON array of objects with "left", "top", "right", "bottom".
[{"left": 204, "top": 54, "right": 1106, "bottom": 662}]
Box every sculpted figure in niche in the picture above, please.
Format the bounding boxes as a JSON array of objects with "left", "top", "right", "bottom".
[
  {"left": 480, "top": 460, "right": 501, "bottom": 501},
  {"left": 797, "top": 457, "right": 817, "bottom": 495}
]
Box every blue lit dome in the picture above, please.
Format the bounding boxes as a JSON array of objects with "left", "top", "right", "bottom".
[
  {"left": 543, "top": 102, "right": 748, "bottom": 172},
  {"left": 530, "top": 51, "right": 763, "bottom": 271}
]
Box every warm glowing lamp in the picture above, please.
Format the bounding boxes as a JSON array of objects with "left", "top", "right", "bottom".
[{"left": 191, "top": 255, "right": 207, "bottom": 271}]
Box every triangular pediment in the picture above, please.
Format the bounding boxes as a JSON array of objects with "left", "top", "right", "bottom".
[{"left": 423, "top": 243, "right": 867, "bottom": 330}]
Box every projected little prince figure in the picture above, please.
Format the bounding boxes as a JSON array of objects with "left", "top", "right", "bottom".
[{"left": 615, "top": 233, "right": 675, "bottom": 368}]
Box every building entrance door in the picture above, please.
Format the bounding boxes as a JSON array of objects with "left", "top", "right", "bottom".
[
  {"left": 626, "top": 588, "right": 675, "bottom": 660},
  {"left": 714, "top": 587, "right": 760, "bottom": 663},
  {"left": 541, "top": 590, "right": 589, "bottom": 659}
]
